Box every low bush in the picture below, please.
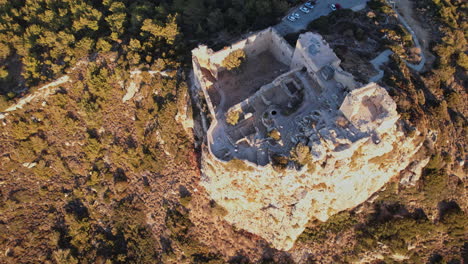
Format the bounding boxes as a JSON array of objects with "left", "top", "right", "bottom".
[
  {"left": 222, "top": 50, "right": 246, "bottom": 71},
  {"left": 224, "top": 159, "right": 254, "bottom": 172},
  {"left": 268, "top": 129, "right": 281, "bottom": 141},
  {"left": 225, "top": 110, "right": 240, "bottom": 125}
]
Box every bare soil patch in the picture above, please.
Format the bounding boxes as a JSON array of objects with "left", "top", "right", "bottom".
[{"left": 215, "top": 51, "right": 289, "bottom": 111}]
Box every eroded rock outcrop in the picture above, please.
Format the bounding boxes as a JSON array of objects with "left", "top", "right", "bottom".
[{"left": 201, "top": 101, "right": 423, "bottom": 251}]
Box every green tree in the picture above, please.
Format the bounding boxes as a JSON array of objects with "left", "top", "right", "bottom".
[
  {"left": 0, "top": 42, "right": 10, "bottom": 59},
  {"left": 456, "top": 52, "right": 468, "bottom": 70},
  {"left": 207, "top": 9, "right": 224, "bottom": 32},
  {"left": 106, "top": 2, "right": 127, "bottom": 40},
  {"left": 0, "top": 66, "right": 8, "bottom": 79},
  {"left": 141, "top": 14, "right": 179, "bottom": 45}
]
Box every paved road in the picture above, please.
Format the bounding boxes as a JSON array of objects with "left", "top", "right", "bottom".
[{"left": 274, "top": 0, "right": 369, "bottom": 35}]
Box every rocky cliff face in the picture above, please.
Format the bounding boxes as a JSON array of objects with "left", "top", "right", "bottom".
[{"left": 201, "top": 124, "right": 425, "bottom": 250}]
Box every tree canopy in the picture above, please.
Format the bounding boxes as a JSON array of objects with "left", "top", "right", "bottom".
[{"left": 222, "top": 49, "right": 246, "bottom": 71}]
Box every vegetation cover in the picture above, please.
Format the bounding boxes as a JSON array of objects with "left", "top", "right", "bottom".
[
  {"left": 222, "top": 49, "right": 246, "bottom": 71},
  {"left": 0, "top": 0, "right": 295, "bottom": 104},
  {"left": 296, "top": 0, "right": 467, "bottom": 262},
  {"left": 0, "top": 0, "right": 300, "bottom": 263}
]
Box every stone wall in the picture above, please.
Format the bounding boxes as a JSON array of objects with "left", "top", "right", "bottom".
[
  {"left": 205, "top": 28, "right": 273, "bottom": 73},
  {"left": 291, "top": 41, "right": 307, "bottom": 72},
  {"left": 333, "top": 68, "right": 358, "bottom": 91},
  {"left": 192, "top": 56, "right": 217, "bottom": 118},
  {"left": 192, "top": 27, "right": 296, "bottom": 118},
  {"left": 193, "top": 27, "right": 295, "bottom": 80},
  {"left": 340, "top": 83, "right": 399, "bottom": 134},
  {"left": 270, "top": 28, "right": 294, "bottom": 65},
  {"left": 291, "top": 32, "right": 341, "bottom": 73}
]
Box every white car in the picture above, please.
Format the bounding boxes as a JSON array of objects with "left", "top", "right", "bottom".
[
  {"left": 292, "top": 12, "right": 300, "bottom": 18},
  {"left": 299, "top": 6, "right": 310, "bottom": 13},
  {"left": 330, "top": 4, "right": 337, "bottom": 11},
  {"left": 305, "top": 2, "right": 315, "bottom": 8},
  {"left": 287, "top": 15, "right": 296, "bottom": 22}
]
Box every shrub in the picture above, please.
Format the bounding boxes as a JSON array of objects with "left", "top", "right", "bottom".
[
  {"left": 446, "top": 91, "right": 460, "bottom": 109},
  {"left": 425, "top": 153, "right": 443, "bottom": 170},
  {"left": 222, "top": 49, "right": 246, "bottom": 71},
  {"left": 298, "top": 211, "right": 357, "bottom": 243},
  {"left": 52, "top": 249, "right": 78, "bottom": 264},
  {"left": 331, "top": 9, "right": 354, "bottom": 20},
  {"left": 416, "top": 89, "right": 426, "bottom": 105},
  {"left": 368, "top": 0, "right": 393, "bottom": 14},
  {"left": 420, "top": 168, "right": 449, "bottom": 206},
  {"left": 225, "top": 110, "right": 240, "bottom": 125},
  {"left": 224, "top": 159, "right": 253, "bottom": 172},
  {"left": 271, "top": 155, "right": 289, "bottom": 172},
  {"left": 456, "top": 52, "right": 468, "bottom": 70},
  {"left": 268, "top": 129, "right": 281, "bottom": 141},
  {"left": 164, "top": 208, "right": 223, "bottom": 262},
  {"left": 0, "top": 94, "right": 9, "bottom": 111},
  {"left": 354, "top": 28, "right": 365, "bottom": 41},
  {"left": 210, "top": 200, "right": 228, "bottom": 217},
  {"left": 432, "top": 100, "right": 449, "bottom": 121},
  {"left": 179, "top": 196, "right": 192, "bottom": 207},
  {"left": 307, "top": 16, "right": 329, "bottom": 35}
]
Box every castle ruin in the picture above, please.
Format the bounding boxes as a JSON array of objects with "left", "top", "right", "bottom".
[
  {"left": 191, "top": 28, "right": 420, "bottom": 250},
  {"left": 193, "top": 28, "right": 398, "bottom": 167}
]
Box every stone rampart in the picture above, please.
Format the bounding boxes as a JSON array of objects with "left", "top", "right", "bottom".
[
  {"left": 291, "top": 32, "right": 341, "bottom": 73},
  {"left": 270, "top": 28, "right": 294, "bottom": 65},
  {"left": 192, "top": 56, "right": 217, "bottom": 118}
]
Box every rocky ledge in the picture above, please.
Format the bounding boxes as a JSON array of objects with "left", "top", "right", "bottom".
[{"left": 200, "top": 86, "right": 425, "bottom": 250}]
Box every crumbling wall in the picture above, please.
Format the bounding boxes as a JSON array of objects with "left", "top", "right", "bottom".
[
  {"left": 340, "top": 83, "right": 399, "bottom": 134},
  {"left": 269, "top": 28, "right": 294, "bottom": 66},
  {"left": 192, "top": 57, "right": 217, "bottom": 117},
  {"left": 333, "top": 69, "right": 357, "bottom": 91},
  {"left": 206, "top": 28, "right": 273, "bottom": 71},
  {"left": 291, "top": 47, "right": 308, "bottom": 72},
  {"left": 291, "top": 33, "right": 341, "bottom": 73},
  {"left": 192, "top": 27, "right": 295, "bottom": 78},
  {"left": 192, "top": 27, "right": 295, "bottom": 117}
]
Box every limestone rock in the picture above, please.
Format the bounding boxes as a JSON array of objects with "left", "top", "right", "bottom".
[
  {"left": 201, "top": 125, "right": 423, "bottom": 250},
  {"left": 400, "top": 157, "right": 430, "bottom": 187}
]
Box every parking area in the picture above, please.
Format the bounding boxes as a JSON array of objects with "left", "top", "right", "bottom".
[{"left": 274, "top": 0, "right": 369, "bottom": 35}]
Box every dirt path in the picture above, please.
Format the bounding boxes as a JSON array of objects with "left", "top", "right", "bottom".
[
  {"left": 393, "top": 0, "right": 435, "bottom": 68},
  {"left": 1, "top": 75, "right": 71, "bottom": 117}
]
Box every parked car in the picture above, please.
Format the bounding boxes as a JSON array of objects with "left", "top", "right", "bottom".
[
  {"left": 287, "top": 15, "right": 296, "bottom": 22},
  {"left": 292, "top": 12, "right": 300, "bottom": 18},
  {"left": 330, "top": 4, "right": 337, "bottom": 11},
  {"left": 305, "top": 1, "right": 315, "bottom": 8},
  {"left": 299, "top": 6, "right": 310, "bottom": 13}
]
